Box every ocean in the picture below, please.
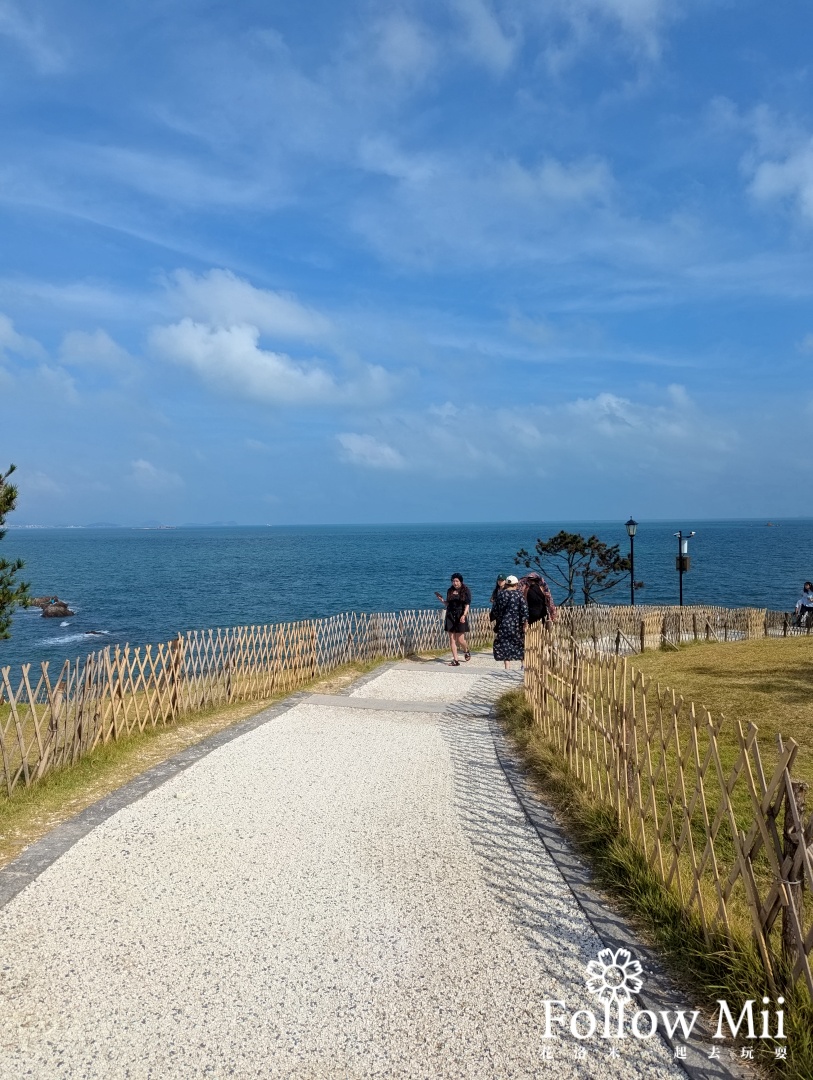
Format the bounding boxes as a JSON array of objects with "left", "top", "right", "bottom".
[{"left": 0, "top": 519, "right": 808, "bottom": 674}]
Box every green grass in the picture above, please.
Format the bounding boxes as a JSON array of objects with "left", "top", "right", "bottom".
[
  {"left": 497, "top": 687, "right": 813, "bottom": 1079},
  {"left": 632, "top": 636, "right": 813, "bottom": 785}
]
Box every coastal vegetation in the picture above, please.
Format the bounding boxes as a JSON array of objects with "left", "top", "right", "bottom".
[
  {"left": 515, "top": 530, "right": 636, "bottom": 605},
  {"left": 633, "top": 636, "right": 813, "bottom": 786},
  {"left": 0, "top": 464, "right": 29, "bottom": 639}
]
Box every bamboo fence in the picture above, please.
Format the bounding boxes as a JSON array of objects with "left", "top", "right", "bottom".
[
  {"left": 524, "top": 615, "right": 813, "bottom": 996},
  {"left": 4, "top": 598, "right": 813, "bottom": 994},
  {"left": 0, "top": 607, "right": 493, "bottom": 798}
]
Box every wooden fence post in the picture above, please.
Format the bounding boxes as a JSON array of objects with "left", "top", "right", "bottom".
[
  {"left": 783, "top": 614, "right": 789, "bottom": 637},
  {"left": 692, "top": 613, "right": 698, "bottom": 641},
  {"left": 639, "top": 619, "right": 645, "bottom": 654},
  {"left": 170, "top": 635, "right": 183, "bottom": 721},
  {"left": 782, "top": 779, "right": 809, "bottom": 975}
]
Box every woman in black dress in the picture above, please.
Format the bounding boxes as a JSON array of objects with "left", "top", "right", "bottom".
[
  {"left": 435, "top": 573, "right": 471, "bottom": 666},
  {"left": 525, "top": 576, "right": 549, "bottom": 626},
  {"left": 491, "top": 575, "right": 528, "bottom": 670}
]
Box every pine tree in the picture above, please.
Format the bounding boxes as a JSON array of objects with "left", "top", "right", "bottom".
[
  {"left": 0, "top": 465, "right": 30, "bottom": 639},
  {"left": 515, "top": 530, "right": 636, "bottom": 606}
]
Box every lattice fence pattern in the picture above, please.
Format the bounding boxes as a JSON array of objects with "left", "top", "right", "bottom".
[
  {"left": 557, "top": 603, "right": 770, "bottom": 653},
  {"left": 524, "top": 621, "right": 813, "bottom": 995},
  {"left": 0, "top": 607, "right": 494, "bottom": 797}
]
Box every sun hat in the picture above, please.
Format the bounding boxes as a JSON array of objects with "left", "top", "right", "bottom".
[{"left": 505, "top": 574, "right": 519, "bottom": 585}]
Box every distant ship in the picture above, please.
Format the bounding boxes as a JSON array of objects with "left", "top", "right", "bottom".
[{"left": 766, "top": 522, "right": 779, "bottom": 527}]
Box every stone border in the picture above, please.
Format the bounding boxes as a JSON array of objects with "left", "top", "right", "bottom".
[
  {"left": 0, "top": 691, "right": 313, "bottom": 909},
  {"left": 0, "top": 657, "right": 452, "bottom": 908}
]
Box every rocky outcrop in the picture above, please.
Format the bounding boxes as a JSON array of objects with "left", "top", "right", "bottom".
[{"left": 39, "top": 598, "right": 75, "bottom": 618}]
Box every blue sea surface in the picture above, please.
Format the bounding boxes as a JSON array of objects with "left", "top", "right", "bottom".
[{"left": 0, "top": 520, "right": 809, "bottom": 674}]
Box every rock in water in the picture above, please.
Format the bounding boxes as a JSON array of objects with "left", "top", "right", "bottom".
[{"left": 42, "top": 601, "right": 75, "bottom": 618}]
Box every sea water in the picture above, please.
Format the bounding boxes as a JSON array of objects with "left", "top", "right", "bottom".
[{"left": 1, "top": 520, "right": 809, "bottom": 674}]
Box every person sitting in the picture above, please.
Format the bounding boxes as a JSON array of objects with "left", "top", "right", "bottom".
[{"left": 795, "top": 582, "right": 813, "bottom": 626}]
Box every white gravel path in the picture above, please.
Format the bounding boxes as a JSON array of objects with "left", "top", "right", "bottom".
[{"left": 0, "top": 657, "right": 689, "bottom": 1080}]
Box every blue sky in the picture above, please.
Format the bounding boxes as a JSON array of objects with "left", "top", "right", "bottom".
[{"left": 1, "top": 0, "right": 811, "bottom": 524}]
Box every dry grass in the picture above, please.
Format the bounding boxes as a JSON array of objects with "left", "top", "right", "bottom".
[
  {"left": 632, "top": 637, "right": 813, "bottom": 785},
  {"left": 0, "top": 658, "right": 382, "bottom": 870}
]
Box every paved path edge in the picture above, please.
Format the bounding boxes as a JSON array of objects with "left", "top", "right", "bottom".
[{"left": 0, "top": 662, "right": 402, "bottom": 909}]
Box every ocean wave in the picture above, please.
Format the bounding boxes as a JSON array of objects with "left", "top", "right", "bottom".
[{"left": 41, "top": 631, "right": 111, "bottom": 646}]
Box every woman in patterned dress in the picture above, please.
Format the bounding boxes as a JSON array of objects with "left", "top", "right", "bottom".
[{"left": 491, "top": 575, "right": 528, "bottom": 670}]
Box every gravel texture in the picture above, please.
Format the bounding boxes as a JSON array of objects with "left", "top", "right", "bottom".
[{"left": 0, "top": 656, "right": 689, "bottom": 1079}]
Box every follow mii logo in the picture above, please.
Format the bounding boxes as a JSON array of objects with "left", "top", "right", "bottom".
[{"left": 541, "top": 947, "right": 787, "bottom": 1052}]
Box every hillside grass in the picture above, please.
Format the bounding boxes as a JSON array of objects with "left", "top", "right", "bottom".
[{"left": 632, "top": 636, "right": 813, "bottom": 785}]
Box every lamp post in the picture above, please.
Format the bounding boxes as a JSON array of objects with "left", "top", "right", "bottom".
[
  {"left": 625, "top": 517, "right": 638, "bottom": 606},
  {"left": 675, "top": 531, "right": 695, "bottom": 607}
]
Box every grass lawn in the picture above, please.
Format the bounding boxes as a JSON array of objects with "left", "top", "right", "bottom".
[{"left": 631, "top": 636, "right": 813, "bottom": 785}]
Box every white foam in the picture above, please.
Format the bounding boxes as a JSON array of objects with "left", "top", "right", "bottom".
[{"left": 41, "top": 631, "right": 110, "bottom": 646}]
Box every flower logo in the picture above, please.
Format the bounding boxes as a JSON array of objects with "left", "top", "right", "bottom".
[{"left": 585, "top": 948, "right": 644, "bottom": 1004}]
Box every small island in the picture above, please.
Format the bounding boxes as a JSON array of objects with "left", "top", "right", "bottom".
[{"left": 29, "top": 596, "right": 76, "bottom": 618}]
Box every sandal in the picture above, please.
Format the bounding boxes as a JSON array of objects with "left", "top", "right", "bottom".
[
  {"left": 463, "top": 651, "right": 471, "bottom": 662},
  {"left": 447, "top": 659, "right": 461, "bottom": 666}
]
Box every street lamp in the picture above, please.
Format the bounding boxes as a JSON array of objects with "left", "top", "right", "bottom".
[
  {"left": 674, "top": 531, "right": 695, "bottom": 607},
  {"left": 625, "top": 517, "right": 638, "bottom": 606}
]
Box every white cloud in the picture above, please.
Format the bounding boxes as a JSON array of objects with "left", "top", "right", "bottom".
[
  {"left": 0, "top": 1, "right": 65, "bottom": 73},
  {"left": 0, "top": 313, "right": 45, "bottom": 360},
  {"left": 529, "top": 0, "right": 675, "bottom": 66},
  {"left": 451, "top": 0, "right": 518, "bottom": 75},
  {"left": 337, "top": 433, "right": 405, "bottom": 469},
  {"left": 0, "top": 278, "right": 151, "bottom": 319},
  {"left": 84, "top": 145, "right": 273, "bottom": 210},
  {"left": 35, "top": 363, "right": 78, "bottom": 402},
  {"left": 727, "top": 104, "right": 813, "bottom": 226},
  {"left": 368, "top": 13, "right": 438, "bottom": 84},
  {"left": 151, "top": 319, "right": 392, "bottom": 407},
  {"left": 339, "top": 384, "right": 733, "bottom": 479},
  {"left": 353, "top": 147, "right": 617, "bottom": 267},
  {"left": 20, "top": 469, "right": 64, "bottom": 496},
  {"left": 130, "top": 459, "right": 183, "bottom": 492},
  {"left": 59, "top": 329, "right": 132, "bottom": 370},
  {"left": 749, "top": 138, "right": 813, "bottom": 223},
  {"left": 165, "top": 270, "right": 332, "bottom": 342}
]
